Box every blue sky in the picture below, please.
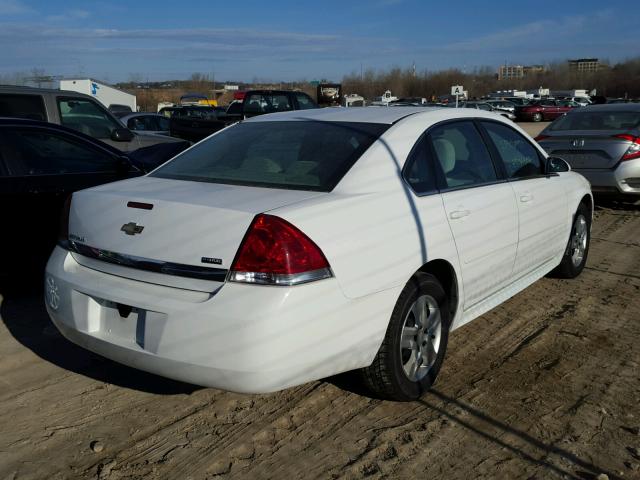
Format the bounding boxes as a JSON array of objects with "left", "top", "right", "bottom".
[{"left": 0, "top": 0, "right": 637, "bottom": 83}]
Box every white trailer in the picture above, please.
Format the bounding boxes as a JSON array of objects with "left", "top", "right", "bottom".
[{"left": 59, "top": 79, "right": 137, "bottom": 112}]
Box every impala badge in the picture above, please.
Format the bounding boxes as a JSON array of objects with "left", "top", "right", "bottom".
[
  {"left": 571, "top": 138, "right": 585, "bottom": 148},
  {"left": 121, "top": 222, "right": 144, "bottom": 235}
]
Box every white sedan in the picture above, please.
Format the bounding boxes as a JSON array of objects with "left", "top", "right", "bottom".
[{"left": 45, "top": 107, "right": 592, "bottom": 401}]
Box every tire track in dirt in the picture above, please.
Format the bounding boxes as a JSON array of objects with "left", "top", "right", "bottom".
[{"left": 1, "top": 205, "right": 639, "bottom": 480}]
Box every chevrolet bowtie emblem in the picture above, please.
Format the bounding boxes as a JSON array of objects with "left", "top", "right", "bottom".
[{"left": 121, "top": 222, "right": 144, "bottom": 235}]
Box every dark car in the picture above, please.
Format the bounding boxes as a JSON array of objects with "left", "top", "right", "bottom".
[
  {"left": 515, "top": 99, "right": 578, "bottom": 122},
  {"left": 0, "top": 118, "right": 186, "bottom": 278},
  {"left": 108, "top": 104, "right": 134, "bottom": 118},
  {"left": 160, "top": 105, "right": 228, "bottom": 142},
  {"left": 121, "top": 112, "right": 171, "bottom": 135}
]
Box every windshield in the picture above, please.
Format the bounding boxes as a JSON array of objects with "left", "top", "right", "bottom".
[
  {"left": 151, "top": 121, "right": 389, "bottom": 191},
  {"left": 550, "top": 111, "right": 640, "bottom": 131}
]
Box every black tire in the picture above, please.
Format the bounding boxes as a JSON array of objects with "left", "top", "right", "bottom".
[
  {"left": 552, "top": 202, "right": 591, "bottom": 278},
  {"left": 362, "top": 273, "right": 450, "bottom": 401},
  {"left": 533, "top": 112, "right": 543, "bottom": 122}
]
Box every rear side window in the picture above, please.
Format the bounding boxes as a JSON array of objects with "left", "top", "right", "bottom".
[
  {"left": 0, "top": 94, "right": 46, "bottom": 121},
  {"left": 403, "top": 138, "right": 437, "bottom": 194},
  {"left": 481, "top": 122, "right": 543, "bottom": 178},
  {"left": 550, "top": 111, "right": 640, "bottom": 131},
  {"left": 152, "top": 121, "right": 388, "bottom": 191},
  {"left": 429, "top": 121, "right": 498, "bottom": 189},
  {"left": 157, "top": 116, "right": 170, "bottom": 130},
  {"left": 128, "top": 116, "right": 156, "bottom": 131},
  {"left": 58, "top": 98, "right": 121, "bottom": 139},
  {"left": 0, "top": 128, "right": 117, "bottom": 175},
  {"left": 295, "top": 93, "right": 317, "bottom": 110}
]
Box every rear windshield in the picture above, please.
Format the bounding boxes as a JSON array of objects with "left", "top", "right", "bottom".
[
  {"left": 550, "top": 111, "right": 640, "bottom": 131},
  {"left": 151, "top": 121, "right": 388, "bottom": 191}
]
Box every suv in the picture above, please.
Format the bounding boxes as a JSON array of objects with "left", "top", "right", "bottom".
[{"left": 0, "top": 86, "right": 185, "bottom": 152}]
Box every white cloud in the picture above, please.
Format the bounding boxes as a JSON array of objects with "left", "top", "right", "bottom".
[
  {"left": 0, "top": 0, "right": 32, "bottom": 15},
  {"left": 46, "top": 9, "right": 91, "bottom": 22}
]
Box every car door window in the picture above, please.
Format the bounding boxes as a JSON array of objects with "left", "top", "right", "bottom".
[
  {"left": 403, "top": 138, "right": 437, "bottom": 194},
  {"left": 128, "top": 115, "right": 156, "bottom": 131},
  {"left": 481, "top": 122, "right": 543, "bottom": 178},
  {"left": 0, "top": 128, "right": 117, "bottom": 175},
  {"left": 0, "top": 94, "right": 47, "bottom": 121},
  {"left": 429, "top": 121, "right": 498, "bottom": 189},
  {"left": 58, "top": 98, "right": 121, "bottom": 139},
  {"left": 156, "top": 116, "right": 170, "bottom": 131},
  {"left": 295, "top": 93, "right": 317, "bottom": 110}
]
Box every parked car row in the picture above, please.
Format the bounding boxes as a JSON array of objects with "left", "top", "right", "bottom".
[
  {"left": 159, "top": 90, "right": 319, "bottom": 142},
  {"left": 0, "top": 86, "right": 187, "bottom": 152},
  {"left": 5, "top": 82, "right": 638, "bottom": 401}
]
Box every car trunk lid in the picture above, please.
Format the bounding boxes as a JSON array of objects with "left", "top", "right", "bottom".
[
  {"left": 68, "top": 176, "right": 324, "bottom": 288},
  {"left": 540, "top": 131, "right": 633, "bottom": 169}
]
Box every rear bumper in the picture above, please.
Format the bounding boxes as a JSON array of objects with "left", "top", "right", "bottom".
[
  {"left": 44, "top": 247, "right": 397, "bottom": 393},
  {"left": 574, "top": 159, "right": 640, "bottom": 196}
]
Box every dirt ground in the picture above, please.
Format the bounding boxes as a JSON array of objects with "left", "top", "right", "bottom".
[{"left": 2, "top": 123, "right": 640, "bottom": 480}]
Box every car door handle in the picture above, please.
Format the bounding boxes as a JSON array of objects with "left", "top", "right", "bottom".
[
  {"left": 520, "top": 193, "right": 533, "bottom": 203},
  {"left": 449, "top": 210, "right": 470, "bottom": 219}
]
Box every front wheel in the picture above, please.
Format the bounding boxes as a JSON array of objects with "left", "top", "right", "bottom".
[
  {"left": 361, "top": 273, "right": 450, "bottom": 401},
  {"left": 552, "top": 203, "right": 591, "bottom": 278}
]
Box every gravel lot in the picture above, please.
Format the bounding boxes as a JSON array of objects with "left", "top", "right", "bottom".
[{"left": 2, "top": 122, "right": 639, "bottom": 480}]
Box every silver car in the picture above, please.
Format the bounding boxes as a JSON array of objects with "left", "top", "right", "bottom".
[{"left": 536, "top": 104, "right": 640, "bottom": 198}]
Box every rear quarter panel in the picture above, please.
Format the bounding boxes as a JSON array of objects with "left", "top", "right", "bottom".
[{"left": 273, "top": 110, "right": 463, "bottom": 301}]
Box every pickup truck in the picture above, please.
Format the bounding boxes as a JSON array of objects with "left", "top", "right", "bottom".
[{"left": 168, "top": 90, "right": 318, "bottom": 142}]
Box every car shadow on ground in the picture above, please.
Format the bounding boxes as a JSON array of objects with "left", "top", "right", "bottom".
[
  {"left": 594, "top": 195, "right": 640, "bottom": 212},
  {"left": 0, "top": 283, "right": 200, "bottom": 395},
  {"left": 419, "top": 390, "right": 621, "bottom": 480}
]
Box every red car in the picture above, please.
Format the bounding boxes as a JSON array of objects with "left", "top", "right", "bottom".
[{"left": 515, "top": 99, "right": 579, "bottom": 122}]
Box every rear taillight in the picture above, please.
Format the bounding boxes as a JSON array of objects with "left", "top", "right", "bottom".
[
  {"left": 229, "top": 214, "right": 332, "bottom": 286},
  {"left": 613, "top": 134, "right": 640, "bottom": 161},
  {"left": 534, "top": 135, "right": 549, "bottom": 142},
  {"left": 58, "top": 195, "right": 72, "bottom": 248}
]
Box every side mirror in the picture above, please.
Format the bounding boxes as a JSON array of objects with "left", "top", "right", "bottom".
[
  {"left": 546, "top": 156, "right": 571, "bottom": 173},
  {"left": 110, "top": 127, "right": 135, "bottom": 142}
]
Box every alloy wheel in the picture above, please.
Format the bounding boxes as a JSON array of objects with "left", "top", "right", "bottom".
[
  {"left": 570, "top": 214, "right": 588, "bottom": 267},
  {"left": 400, "top": 294, "right": 442, "bottom": 382}
]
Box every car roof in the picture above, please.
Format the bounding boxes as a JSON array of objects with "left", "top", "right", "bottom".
[
  {"left": 0, "top": 84, "right": 94, "bottom": 98},
  {"left": 246, "top": 106, "right": 444, "bottom": 125},
  {"left": 576, "top": 103, "right": 640, "bottom": 112},
  {"left": 121, "top": 112, "right": 163, "bottom": 119}
]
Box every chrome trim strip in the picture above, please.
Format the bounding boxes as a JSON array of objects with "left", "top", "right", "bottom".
[{"left": 67, "top": 241, "right": 228, "bottom": 282}]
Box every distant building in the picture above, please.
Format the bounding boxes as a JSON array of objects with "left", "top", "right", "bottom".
[
  {"left": 498, "top": 65, "right": 524, "bottom": 80},
  {"left": 568, "top": 58, "right": 601, "bottom": 73},
  {"left": 498, "top": 64, "right": 545, "bottom": 80},
  {"left": 523, "top": 65, "right": 544, "bottom": 76}
]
